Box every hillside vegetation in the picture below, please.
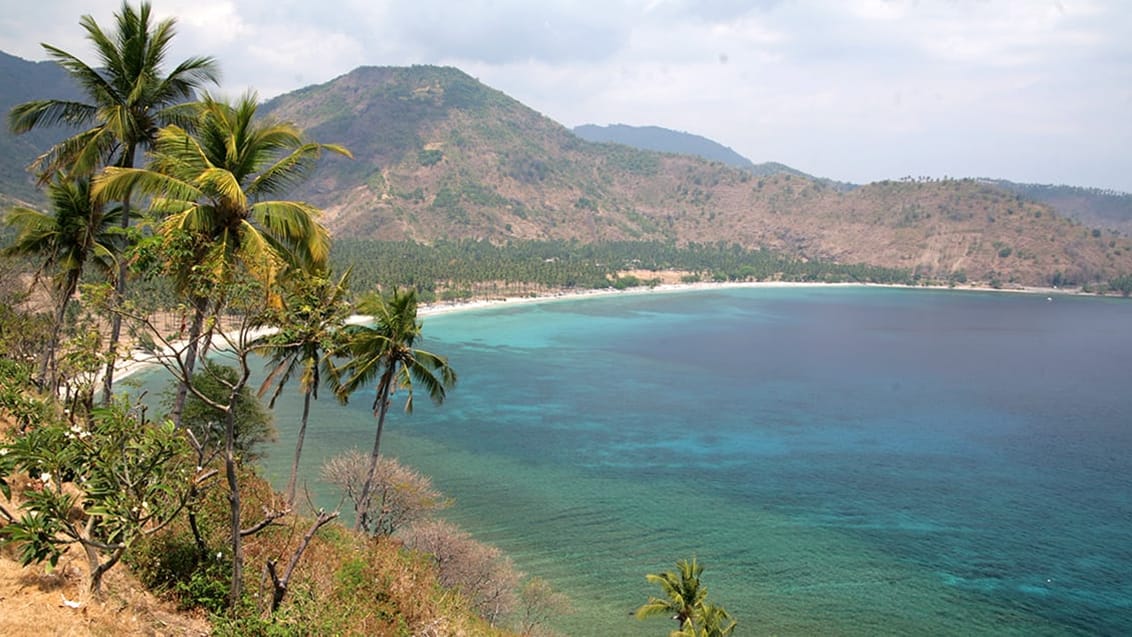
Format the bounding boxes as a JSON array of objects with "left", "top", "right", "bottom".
[
  {"left": 981, "top": 179, "right": 1132, "bottom": 236},
  {"left": 261, "top": 65, "right": 1132, "bottom": 287}
]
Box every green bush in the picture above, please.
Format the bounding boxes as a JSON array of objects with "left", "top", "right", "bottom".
[
  {"left": 164, "top": 359, "right": 276, "bottom": 461},
  {"left": 418, "top": 148, "right": 443, "bottom": 166},
  {"left": 128, "top": 531, "right": 230, "bottom": 613}
]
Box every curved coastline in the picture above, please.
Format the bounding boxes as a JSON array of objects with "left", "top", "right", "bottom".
[
  {"left": 109, "top": 279, "right": 1081, "bottom": 383},
  {"left": 106, "top": 280, "right": 1132, "bottom": 634}
]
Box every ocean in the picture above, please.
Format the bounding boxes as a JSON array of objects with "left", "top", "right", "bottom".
[{"left": 152, "top": 286, "right": 1132, "bottom": 635}]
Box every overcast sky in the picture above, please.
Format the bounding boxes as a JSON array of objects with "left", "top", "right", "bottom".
[{"left": 2, "top": 1, "right": 1130, "bottom": 191}]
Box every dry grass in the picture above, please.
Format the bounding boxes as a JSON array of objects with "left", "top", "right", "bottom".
[{"left": 0, "top": 452, "right": 211, "bottom": 637}]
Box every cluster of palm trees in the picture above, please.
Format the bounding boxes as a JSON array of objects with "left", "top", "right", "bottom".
[
  {"left": 5, "top": 5, "right": 738, "bottom": 631},
  {"left": 7, "top": 1, "right": 219, "bottom": 400},
  {"left": 4, "top": 0, "right": 459, "bottom": 610}
]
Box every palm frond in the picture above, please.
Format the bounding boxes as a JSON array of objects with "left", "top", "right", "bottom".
[{"left": 8, "top": 99, "right": 97, "bottom": 134}]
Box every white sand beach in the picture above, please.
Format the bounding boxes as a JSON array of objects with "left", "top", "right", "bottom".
[{"left": 107, "top": 279, "right": 1077, "bottom": 384}]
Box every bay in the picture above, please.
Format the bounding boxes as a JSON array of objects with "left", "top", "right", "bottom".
[{"left": 144, "top": 286, "right": 1132, "bottom": 635}]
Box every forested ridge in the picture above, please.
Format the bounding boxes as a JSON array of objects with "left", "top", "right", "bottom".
[{"left": 332, "top": 238, "right": 914, "bottom": 300}]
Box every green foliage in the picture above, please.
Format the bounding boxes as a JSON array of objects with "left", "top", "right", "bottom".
[
  {"left": 600, "top": 145, "right": 661, "bottom": 176},
  {"left": 330, "top": 288, "right": 456, "bottom": 532},
  {"left": 612, "top": 274, "right": 643, "bottom": 290},
  {"left": 418, "top": 148, "right": 443, "bottom": 166},
  {"left": 635, "top": 558, "right": 736, "bottom": 637},
  {"left": 0, "top": 399, "right": 196, "bottom": 594},
  {"left": 128, "top": 530, "right": 230, "bottom": 613},
  {"left": 165, "top": 359, "right": 276, "bottom": 462},
  {"left": 0, "top": 359, "right": 52, "bottom": 440},
  {"left": 575, "top": 197, "right": 598, "bottom": 211},
  {"left": 329, "top": 239, "right": 912, "bottom": 298},
  {"left": 0, "top": 295, "right": 51, "bottom": 367},
  {"left": 1110, "top": 273, "right": 1132, "bottom": 297}
]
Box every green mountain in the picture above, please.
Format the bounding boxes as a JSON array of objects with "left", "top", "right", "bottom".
[
  {"left": 572, "top": 123, "right": 855, "bottom": 191},
  {"left": 0, "top": 51, "right": 79, "bottom": 206},
  {"left": 979, "top": 179, "right": 1132, "bottom": 235},
  {"left": 573, "top": 123, "right": 759, "bottom": 169},
  {"left": 4, "top": 58, "right": 1130, "bottom": 286}
]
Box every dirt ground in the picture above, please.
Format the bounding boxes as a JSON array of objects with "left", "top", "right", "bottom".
[
  {"left": 0, "top": 550, "right": 211, "bottom": 636},
  {"left": 0, "top": 415, "right": 211, "bottom": 636}
]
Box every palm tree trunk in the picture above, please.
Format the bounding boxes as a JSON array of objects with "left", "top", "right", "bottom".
[
  {"left": 171, "top": 294, "right": 209, "bottom": 428},
  {"left": 354, "top": 370, "right": 394, "bottom": 532},
  {"left": 39, "top": 272, "right": 80, "bottom": 388},
  {"left": 224, "top": 402, "right": 243, "bottom": 608},
  {"left": 99, "top": 275, "right": 126, "bottom": 404},
  {"left": 284, "top": 388, "right": 313, "bottom": 506},
  {"left": 100, "top": 158, "right": 134, "bottom": 405}
]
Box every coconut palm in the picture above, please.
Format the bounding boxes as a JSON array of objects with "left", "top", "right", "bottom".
[
  {"left": 635, "top": 558, "right": 735, "bottom": 636},
  {"left": 94, "top": 92, "right": 350, "bottom": 426},
  {"left": 330, "top": 287, "right": 456, "bottom": 532},
  {"left": 8, "top": 1, "right": 220, "bottom": 402},
  {"left": 4, "top": 175, "right": 123, "bottom": 387},
  {"left": 687, "top": 603, "right": 737, "bottom": 637},
  {"left": 256, "top": 267, "right": 352, "bottom": 506}
]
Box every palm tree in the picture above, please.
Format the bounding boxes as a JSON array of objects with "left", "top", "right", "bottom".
[
  {"left": 4, "top": 175, "right": 123, "bottom": 388},
  {"left": 94, "top": 92, "right": 350, "bottom": 427},
  {"left": 96, "top": 94, "right": 347, "bottom": 608},
  {"left": 686, "top": 603, "right": 737, "bottom": 637},
  {"left": 635, "top": 558, "right": 735, "bottom": 636},
  {"left": 256, "top": 268, "right": 352, "bottom": 506},
  {"left": 8, "top": 1, "right": 220, "bottom": 402},
  {"left": 330, "top": 287, "right": 456, "bottom": 532}
]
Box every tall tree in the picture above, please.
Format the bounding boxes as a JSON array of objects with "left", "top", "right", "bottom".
[
  {"left": 3, "top": 175, "right": 123, "bottom": 388},
  {"left": 96, "top": 95, "right": 347, "bottom": 608},
  {"left": 330, "top": 288, "right": 456, "bottom": 532},
  {"left": 94, "top": 92, "right": 350, "bottom": 427},
  {"left": 635, "top": 558, "right": 736, "bottom": 636},
  {"left": 256, "top": 268, "right": 352, "bottom": 505},
  {"left": 7, "top": 1, "right": 220, "bottom": 402}
]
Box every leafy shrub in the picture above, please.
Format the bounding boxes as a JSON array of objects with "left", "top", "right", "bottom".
[
  {"left": 128, "top": 530, "right": 230, "bottom": 613},
  {"left": 0, "top": 400, "right": 196, "bottom": 596},
  {"left": 164, "top": 359, "right": 276, "bottom": 461},
  {"left": 418, "top": 148, "right": 443, "bottom": 166}
]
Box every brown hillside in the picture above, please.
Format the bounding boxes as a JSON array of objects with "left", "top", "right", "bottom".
[{"left": 259, "top": 66, "right": 1132, "bottom": 287}]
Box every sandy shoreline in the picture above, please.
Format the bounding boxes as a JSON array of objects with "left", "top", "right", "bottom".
[{"left": 109, "top": 280, "right": 1079, "bottom": 383}]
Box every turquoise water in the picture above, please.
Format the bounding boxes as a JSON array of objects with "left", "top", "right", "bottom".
[{"left": 144, "top": 287, "right": 1132, "bottom": 635}]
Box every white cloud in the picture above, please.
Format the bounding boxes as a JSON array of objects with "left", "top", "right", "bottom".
[{"left": 1, "top": 0, "right": 1130, "bottom": 191}]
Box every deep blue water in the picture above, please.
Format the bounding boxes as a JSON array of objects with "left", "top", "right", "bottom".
[{"left": 188, "top": 286, "right": 1132, "bottom": 635}]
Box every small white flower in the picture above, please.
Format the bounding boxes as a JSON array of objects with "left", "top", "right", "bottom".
[
  {"left": 40, "top": 472, "right": 52, "bottom": 484},
  {"left": 1, "top": 447, "right": 9, "bottom": 456}
]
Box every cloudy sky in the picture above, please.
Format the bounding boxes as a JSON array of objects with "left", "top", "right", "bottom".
[{"left": 2, "top": 1, "right": 1130, "bottom": 191}]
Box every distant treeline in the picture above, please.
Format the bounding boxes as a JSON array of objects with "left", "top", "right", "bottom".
[{"left": 330, "top": 239, "right": 914, "bottom": 300}]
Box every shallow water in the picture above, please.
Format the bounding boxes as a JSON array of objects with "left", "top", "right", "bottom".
[{"left": 144, "top": 287, "right": 1132, "bottom": 635}]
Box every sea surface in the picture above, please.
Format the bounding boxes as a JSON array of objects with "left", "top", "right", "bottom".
[{"left": 151, "top": 286, "right": 1132, "bottom": 635}]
